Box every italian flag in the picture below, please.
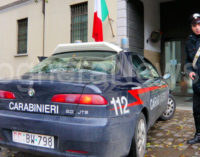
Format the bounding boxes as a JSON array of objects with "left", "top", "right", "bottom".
[{"left": 92, "top": 0, "right": 109, "bottom": 42}]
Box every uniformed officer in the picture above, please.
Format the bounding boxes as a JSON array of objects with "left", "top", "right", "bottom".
[{"left": 185, "top": 13, "right": 200, "bottom": 144}]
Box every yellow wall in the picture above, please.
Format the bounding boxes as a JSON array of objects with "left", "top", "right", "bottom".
[
  {"left": 0, "top": 1, "right": 43, "bottom": 78},
  {"left": 45, "top": 0, "right": 117, "bottom": 56},
  {"left": 0, "top": 0, "right": 117, "bottom": 78},
  {"left": 144, "top": 50, "right": 161, "bottom": 74}
]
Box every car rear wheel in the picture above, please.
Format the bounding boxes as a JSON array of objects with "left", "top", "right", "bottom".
[
  {"left": 128, "top": 113, "right": 147, "bottom": 157},
  {"left": 160, "top": 94, "right": 176, "bottom": 120}
]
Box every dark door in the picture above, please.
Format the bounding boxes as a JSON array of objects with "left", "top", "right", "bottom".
[{"left": 160, "top": 0, "right": 200, "bottom": 96}]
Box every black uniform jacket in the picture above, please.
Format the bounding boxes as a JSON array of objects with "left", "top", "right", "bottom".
[{"left": 185, "top": 33, "right": 200, "bottom": 92}]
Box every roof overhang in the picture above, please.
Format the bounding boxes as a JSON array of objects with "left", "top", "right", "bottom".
[{"left": 53, "top": 42, "right": 123, "bottom": 55}]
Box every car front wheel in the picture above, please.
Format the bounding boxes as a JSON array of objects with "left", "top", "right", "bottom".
[
  {"left": 128, "top": 113, "right": 147, "bottom": 157},
  {"left": 160, "top": 94, "right": 176, "bottom": 120}
]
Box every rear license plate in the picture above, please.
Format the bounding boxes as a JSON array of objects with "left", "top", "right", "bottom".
[{"left": 12, "top": 131, "right": 54, "bottom": 149}]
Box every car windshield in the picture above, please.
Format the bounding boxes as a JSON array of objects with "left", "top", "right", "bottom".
[{"left": 28, "top": 51, "right": 117, "bottom": 74}]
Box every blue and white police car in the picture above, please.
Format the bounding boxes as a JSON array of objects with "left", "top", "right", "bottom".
[{"left": 0, "top": 42, "right": 176, "bottom": 157}]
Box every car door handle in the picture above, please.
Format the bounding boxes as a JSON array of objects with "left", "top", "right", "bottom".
[{"left": 131, "top": 86, "right": 142, "bottom": 90}]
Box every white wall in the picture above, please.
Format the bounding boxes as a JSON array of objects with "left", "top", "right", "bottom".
[{"left": 142, "top": 0, "right": 161, "bottom": 53}]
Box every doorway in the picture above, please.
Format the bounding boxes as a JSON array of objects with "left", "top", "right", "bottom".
[
  {"left": 164, "top": 40, "right": 193, "bottom": 96},
  {"left": 161, "top": 0, "right": 200, "bottom": 96}
]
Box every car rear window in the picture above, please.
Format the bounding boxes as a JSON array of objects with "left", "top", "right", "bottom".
[{"left": 28, "top": 51, "right": 117, "bottom": 74}]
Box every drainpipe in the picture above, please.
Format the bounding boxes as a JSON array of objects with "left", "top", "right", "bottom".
[
  {"left": 37, "top": 0, "right": 47, "bottom": 62},
  {"left": 42, "top": 0, "right": 45, "bottom": 57}
]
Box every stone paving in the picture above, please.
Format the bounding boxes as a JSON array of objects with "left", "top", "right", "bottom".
[
  {"left": 0, "top": 109, "right": 199, "bottom": 157},
  {"left": 145, "top": 109, "right": 200, "bottom": 157}
]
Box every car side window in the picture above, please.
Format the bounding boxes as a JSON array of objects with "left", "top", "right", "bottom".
[
  {"left": 144, "top": 61, "right": 160, "bottom": 78},
  {"left": 131, "top": 55, "right": 153, "bottom": 79}
]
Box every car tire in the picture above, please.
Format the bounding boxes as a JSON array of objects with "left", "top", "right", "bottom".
[
  {"left": 128, "top": 113, "right": 147, "bottom": 157},
  {"left": 160, "top": 94, "right": 176, "bottom": 121}
]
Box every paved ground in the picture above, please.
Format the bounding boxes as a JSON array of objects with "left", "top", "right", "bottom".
[
  {"left": 145, "top": 109, "right": 200, "bottom": 157},
  {"left": 0, "top": 109, "right": 199, "bottom": 157},
  {"left": 174, "top": 96, "right": 193, "bottom": 110}
]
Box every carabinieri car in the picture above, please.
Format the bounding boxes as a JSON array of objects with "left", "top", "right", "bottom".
[{"left": 0, "top": 42, "right": 176, "bottom": 157}]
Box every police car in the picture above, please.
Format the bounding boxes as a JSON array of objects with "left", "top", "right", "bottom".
[{"left": 0, "top": 42, "right": 176, "bottom": 157}]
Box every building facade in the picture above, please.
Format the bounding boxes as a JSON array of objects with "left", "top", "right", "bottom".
[
  {"left": 0, "top": 0, "right": 200, "bottom": 95},
  {"left": 0, "top": 0, "right": 118, "bottom": 78}
]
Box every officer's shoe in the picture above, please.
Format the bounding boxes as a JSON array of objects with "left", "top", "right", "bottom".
[{"left": 187, "top": 133, "right": 200, "bottom": 144}]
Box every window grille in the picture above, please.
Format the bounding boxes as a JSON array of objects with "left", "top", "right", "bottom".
[
  {"left": 17, "top": 18, "right": 28, "bottom": 54},
  {"left": 71, "top": 2, "right": 88, "bottom": 43}
]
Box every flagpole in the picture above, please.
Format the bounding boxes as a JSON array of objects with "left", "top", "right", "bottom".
[{"left": 108, "top": 14, "right": 115, "bottom": 37}]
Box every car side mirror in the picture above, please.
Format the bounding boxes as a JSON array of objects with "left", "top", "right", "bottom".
[{"left": 163, "top": 73, "right": 171, "bottom": 80}]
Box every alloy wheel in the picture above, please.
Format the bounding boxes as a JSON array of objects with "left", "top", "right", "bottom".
[
  {"left": 136, "top": 118, "right": 146, "bottom": 157},
  {"left": 163, "top": 97, "right": 175, "bottom": 118}
]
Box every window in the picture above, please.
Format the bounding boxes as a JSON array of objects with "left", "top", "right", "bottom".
[
  {"left": 17, "top": 18, "right": 28, "bottom": 54},
  {"left": 131, "top": 55, "right": 144, "bottom": 69},
  {"left": 28, "top": 51, "right": 117, "bottom": 75},
  {"left": 144, "top": 61, "right": 160, "bottom": 78},
  {"left": 71, "top": 2, "right": 88, "bottom": 43},
  {"left": 131, "top": 55, "right": 152, "bottom": 79}
]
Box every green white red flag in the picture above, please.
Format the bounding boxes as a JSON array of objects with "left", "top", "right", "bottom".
[{"left": 92, "top": 0, "right": 109, "bottom": 42}]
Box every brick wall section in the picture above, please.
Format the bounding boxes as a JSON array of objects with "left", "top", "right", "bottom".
[{"left": 127, "top": 0, "right": 144, "bottom": 54}]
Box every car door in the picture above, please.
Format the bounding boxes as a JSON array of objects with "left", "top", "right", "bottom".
[
  {"left": 130, "top": 54, "right": 161, "bottom": 123},
  {"left": 143, "top": 59, "right": 169, "bottom": 116}
]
